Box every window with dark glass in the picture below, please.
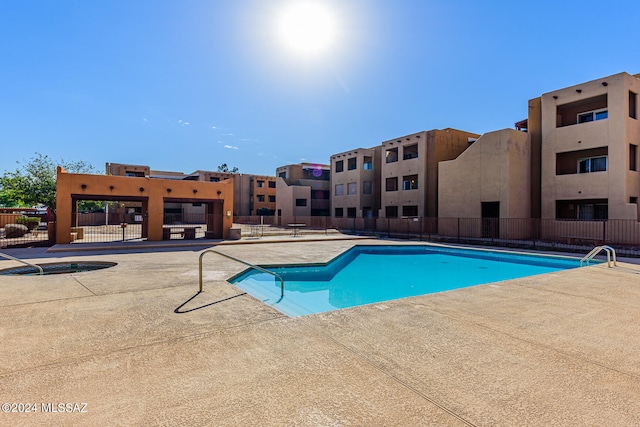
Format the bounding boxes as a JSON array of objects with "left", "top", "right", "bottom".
[
  {"left": 630, "top": 144, "right": 638, "bottom": 171},
  {"left": 385, "top": 147, "right": 398, "bottom": 163},
  {"left": 335, "top": 160, "right": 344, "bottom": 173},
  {"left": 347, "top": 208, "right": 356, "bottom": 218},
  {"left": 385, "top": 206, "right": 398, "bottom": 217},
  {"left": 268, "top": 181, "right": 276, "bottom": 188},
  {"left": 334, "top": 208, "right": 343, "bottom": 217},
  {"left": 403, "top": 144, "right": 418, "bottom": 160},
  {"left": 363, "top": 156, "right": 373, "bottom": 170},
  {"left": 295, "top": 198, "right": 307, "bottom": 207},
  {"left": 402, "top": 205, "right": 418, "bottom": 216},
  {"left": 578, "top": 156, "right": 607, "bottom": 173},
  {"left": 362, "top": 181, "right": 372, "bottom": 195},
  {"left": 256, "top": 180, "right": 264, "bottom": 188},
  {"left": 347, "top": 157, "right": 356, "bottom": 170},
  {"left": 385, "top": 177, "right": 398, "bottom": 191},
  {"left": 402, "top": 175, "right": 418, "bottom": 190},
  {"left": 268, "top": 195, "right": 276, "bottom": 202}
]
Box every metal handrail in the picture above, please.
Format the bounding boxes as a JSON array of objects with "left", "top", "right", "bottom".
[
  {"left": 199, "top": 249, "right": 284, "bottom": 302},
  {"left": 580, "top": 245, "right": 617, "bottom": 268},
  {"left": 0, "top": 251, "right": 44, "bottom": 275}
]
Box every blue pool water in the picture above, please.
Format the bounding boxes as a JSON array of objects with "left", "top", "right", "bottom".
[{"left": 230, "top": 245, "right": 581, "bottom": 317}]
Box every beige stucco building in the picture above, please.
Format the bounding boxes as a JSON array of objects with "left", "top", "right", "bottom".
[
  {"left": 379, "top": 129, "right": 480, "bottom": 218},
  {"left": 275, "top": 163, "right": 331, "bottom": 217},
  {"left": 527, "top": 72, "right": 640, "bottom": 221},
  {"left": 330, "top": 146, "right": 382, "bottom": 218}
]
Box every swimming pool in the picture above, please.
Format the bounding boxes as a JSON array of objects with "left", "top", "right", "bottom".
[{"left": 230, "top": 245, "right": 581, "bottom": 317}]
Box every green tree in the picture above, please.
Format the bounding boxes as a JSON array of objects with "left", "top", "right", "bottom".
[
  {"left": 0, "top": 153, "right": 96, "bottom": 211},
  {"left": 217, "top": 163, "right": 239, "bottom": 173}
]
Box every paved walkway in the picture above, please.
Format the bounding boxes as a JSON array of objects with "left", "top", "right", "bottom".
[{"left": 1, "top": 238, "right": 640, "bottom": 425}]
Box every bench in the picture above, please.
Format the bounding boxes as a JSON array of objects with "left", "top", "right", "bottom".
[{"left": 163, "top": 226, "right": 201, "bottom": 240}]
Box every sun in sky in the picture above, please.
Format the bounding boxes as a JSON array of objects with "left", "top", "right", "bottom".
[{"left": 276, "top": 1, "right": 338, "bottom": 57}]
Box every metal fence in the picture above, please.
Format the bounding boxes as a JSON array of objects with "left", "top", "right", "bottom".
[
  {"left": 233, "top": 216, "right": 640, "bottom": 257},
  {"left": 3, "top": 212, "right": 639, "bottom": 255}
]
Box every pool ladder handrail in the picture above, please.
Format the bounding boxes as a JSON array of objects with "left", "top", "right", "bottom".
[
  {"left": 199, "top": 249, "right": 284, "bottom": 301},
  {"left": 580, "top": 245, "right": 617, "bottom": 268},
  {"left": 0, "top": 251, "right": 44, "bottom": 275}
]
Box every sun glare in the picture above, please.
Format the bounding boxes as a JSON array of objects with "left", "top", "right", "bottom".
[{"left": 277, "top": 1, "right": 337, "bottom": 56}]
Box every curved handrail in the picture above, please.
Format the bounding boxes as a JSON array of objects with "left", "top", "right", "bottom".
[
  {"left": 580, "top": 245, "right": 617, "bottom": 268},
  {"left": 199, "top": 249, "right": 284, "bottom": 302},
  {"left": 0, "top": 251, "right": 44, "bottom": 275}
]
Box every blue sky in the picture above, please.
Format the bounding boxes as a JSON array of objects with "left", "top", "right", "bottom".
[{"left": 2, "top": 0, "right": 639, "bottom": 176}]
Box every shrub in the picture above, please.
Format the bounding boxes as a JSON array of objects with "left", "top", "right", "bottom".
[
  {"left": 5, "top": 224, "right": 29, "bottom": 238},
  {"left": 16, "top": 216, "right": 41, "bottom": 230}
]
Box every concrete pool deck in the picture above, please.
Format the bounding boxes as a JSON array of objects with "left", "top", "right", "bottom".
[{"left": 1, "top": 237, "right": 640, "bottom": 426}]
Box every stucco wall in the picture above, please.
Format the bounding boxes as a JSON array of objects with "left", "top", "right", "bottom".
[{"left": 438, "top": 129, "right": 531, "bottom": 219}]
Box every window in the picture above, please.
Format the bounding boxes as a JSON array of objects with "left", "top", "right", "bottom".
[
  {"left": 125, "top": 171, "right": 145, "bottom": 177},
  {"left": 334, "top": 184, "right": 344, "bottom": 196},
  {"left": 402, "top": 205, "right": 418, "bottom": 217},
  {"left": 295, "top": 198, "right": 307, "bottom": 207},
  {"left": 385, "top": 177, "right": 398, "bottom": 192},
  {"left": 334, "top": 208, "right": 344, "bottom": 217},
  {"left": 347, "top": 208, "right": 356, "bottom": 218},
  {"left": 402, "top": 175, "right": 418, "bottom": 190},
  {"left": 347, "top": 157, "right": 356, "bottom": 170},
  {"left": 312, "top": 190, "right": 330, "bottom": 199},
  {"left": 577, "top": 108, "right": 608, "bottom": 123},
  {"left": 256, "top": 180, "right": 264, "bottom": 188},
  {"left": 556, "top": 200, "right": 608, "bottom": 220},
  {"left": 630, "top": 91, "right": 637, "bottom": 119},
  {"left": 257, "top": 195, "right": 265, "bottom": 202},
  {"left": 631, "top": 144, "right": 638, "bottom": 171},
  {"left": 209, "top": 177, "right": 220, "bottom": 182},
  {"left": 278, "top": 171, "right": 286, "bottom": 178},
  {"left": 268, "top": 195, "right": 276, "bottom": 202},
  {"left": 385, "top": 147, "right": 398, "bottom": 163},
  {"left": 362, "top": 181, "right": 372, "bottom": 195},
  {"left": 385, "top": 206, "right": 398, "bottom": 218},
  {"left": 347, "top": 183, "right": 357, "bottom": 195},
  {"left": 363, "top": 156, "right": 373, "bottom": 170},
  {"left": 578, "top": 156, "right": 607, "bottom": 173},
  {"left": 268, "top": 181, "right": 276, "bottom": 188},
  {"left": 631, "top": 197, "right": 638, "bottom": 204},
  {"left": 335, "top": 160, "right": 344, "bottom": 173},
  {"left": 403, "top": 144, "right": 418, "bottom": 160}
]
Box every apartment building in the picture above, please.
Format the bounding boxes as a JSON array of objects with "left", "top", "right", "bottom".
[
  {"left": 105, "top": 163, "right": 276, "bottom": 216},
  {"left": 275, "top": 163, "right": 331, "bottom": 217},
  {"left": 330, "top": 146, "right": 382, "bottom": 218},
  {"left": 380, "top": 129, "right": 480, "bottom": 218},
  {"left": 527, "top": 72, "right": 640, "bottom": 221}
]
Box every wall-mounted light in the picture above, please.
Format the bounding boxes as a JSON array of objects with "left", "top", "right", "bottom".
[
  {"left": 226, "top": 210, "right": 232, "bottom": 218},
  {"left": 166, "top": 188, "right": 172, "bottom": 193},
  {"left": 81, "top": 184, "right": 87, "bottom": 189},
  {"left": 602, "top": 82, "right": 608, "bottom": 86},
  {"left": 193, "top": 189, "right": 198, "bottom": 194},
  {"left": 576, "top": 89, "right": 582, "bottom": 93},
  {"left": 109, "top": 185, "right": 114, "bottom": 191},
  {"left": 553, "top": 95, "right": 558, "bottom": 99},
  {"left": 139, "top": 187, "right": 144, "bottom": 192},
  {"left": 216, "top": 190, "right": 222, "bottom": 196}
]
